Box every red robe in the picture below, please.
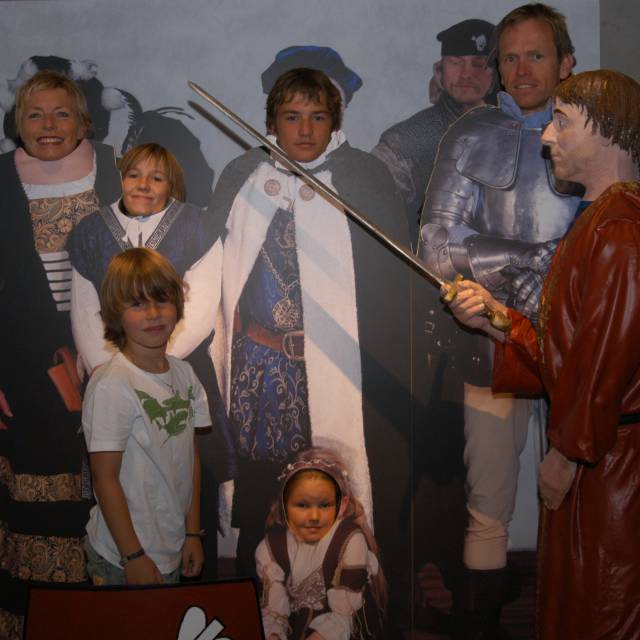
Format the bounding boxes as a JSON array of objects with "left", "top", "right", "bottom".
[{"left": 492, "top": 182, "right": 640, "bottom": 639}]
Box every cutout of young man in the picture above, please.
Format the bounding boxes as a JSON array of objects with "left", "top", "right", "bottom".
[{"left": 209, "top": 67, "right": 412, "bottom": 634}]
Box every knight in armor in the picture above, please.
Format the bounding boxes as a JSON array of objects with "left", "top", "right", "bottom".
[{"left": 419, "top": 4, "right": 580, "bottom": 637}]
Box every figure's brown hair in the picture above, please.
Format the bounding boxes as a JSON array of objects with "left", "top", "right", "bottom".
[
  {"left": 265, "top": 68, "right": 342, "bottom": 133},
  {"left": 15, "top": 69, "right": 92, "bottom": 139},
  {"left": 100, "top": 248, "right": 184, "bottom": 350},
  {"left": 495, "top": 3, "right": 575, "bottom": 67},
  {"left": 554, "top": 70, "right": 640, "bottom": 165},
  {"left": 118, "top": 143, "right": 186, "bottom": 202}
]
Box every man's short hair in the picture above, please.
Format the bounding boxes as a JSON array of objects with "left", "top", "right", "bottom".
[
  {"left": 118, "top": 143, "right": 186, "bottom": 202},
  {"left": 100, "top": 248, "right": 185, "bottom": 350},
  {"left": 554, "top": 70, "right": 640, "bottom": 166},
  {"left": 15, "top": 69, "right": 93, "bottom": 139},
  {"left": 494, "top": 3, "right": 575, "bottom": 66},
  {"left": 265, "top": 68, "right": 342, "bottom": 133}
]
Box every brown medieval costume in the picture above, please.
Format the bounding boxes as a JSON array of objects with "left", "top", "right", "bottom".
[{"left": 491, "top": 182, "right": 640, "bottom": 639}]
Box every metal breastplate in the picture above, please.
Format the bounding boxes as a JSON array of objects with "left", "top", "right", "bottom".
[{"left": 477, "top": 127, "right": 577, "bottom": 241}]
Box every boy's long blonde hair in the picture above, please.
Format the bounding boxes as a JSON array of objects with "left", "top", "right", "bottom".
[{"left": 100, "top": 248, "right": 185, "bottom": 349}]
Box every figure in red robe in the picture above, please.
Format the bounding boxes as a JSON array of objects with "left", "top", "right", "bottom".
[{"left": 444, "top": 70, "right": 640, "bottom": 639}]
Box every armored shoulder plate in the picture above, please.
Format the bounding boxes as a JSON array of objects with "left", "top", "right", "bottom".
[{"left": 444, "top": 106, "right": 522, "bottom": 189}]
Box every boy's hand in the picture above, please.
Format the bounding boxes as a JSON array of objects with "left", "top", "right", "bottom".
[
  {"left": 181, "top": 536, "right": 204, "bottom": 578},
  {"left": 124, "top": 554, "right": 163, "bottom": 584}
]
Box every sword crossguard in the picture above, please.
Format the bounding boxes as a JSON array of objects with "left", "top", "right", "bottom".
[
  {"left": 442, "top": 274, "right": 463, "bottom": 303},
  {"left": 442, "top": 274, "right": 512, "bottom": 333}
]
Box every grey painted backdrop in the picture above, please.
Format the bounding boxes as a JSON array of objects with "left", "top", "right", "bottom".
[
  {"left": 0, "top": 0, "right": 599, "bottom": 184},
  {"left": 601, "top": 0, "right": 640, "bottom": 80},
  {"left": 0, "top": 0, "right": 599, "bottom": 551}
]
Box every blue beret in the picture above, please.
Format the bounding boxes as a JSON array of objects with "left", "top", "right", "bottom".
[{"left": 261, "top": 45, "right": 363, "bottom": 105}]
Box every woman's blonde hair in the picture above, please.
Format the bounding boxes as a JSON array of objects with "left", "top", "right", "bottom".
[{"left": 15, "top": 69, "right": 92, "bottom": 139}]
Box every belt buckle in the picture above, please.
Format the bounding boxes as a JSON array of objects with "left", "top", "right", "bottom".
[{"left": 282, "top": 330, "right": 304, "bottom": 362}]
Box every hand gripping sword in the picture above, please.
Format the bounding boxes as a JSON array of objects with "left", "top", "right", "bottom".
[{"left": 188, "top": 81, "right": 510, "bottom": 332}]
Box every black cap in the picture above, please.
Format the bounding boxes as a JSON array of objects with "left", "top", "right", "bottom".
[
  {"left": 437, "top": 19, "right": 495, "bottom": 57},
  {"left": 261, "top": 46, "right": 363, "bottom": 105}
]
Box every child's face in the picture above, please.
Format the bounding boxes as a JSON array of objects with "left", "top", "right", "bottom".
[
  {"left": 121, "top": 297, "right": 177, "bottom": 356},
  {"left": 270, "top": 91, "right": 333, "bottom": 163},
  {"left": 122, "top": 156, "right": 171, "bottom": 217},
  {"left": 285, "top": 474, "right": 340, "bottom": 543}
]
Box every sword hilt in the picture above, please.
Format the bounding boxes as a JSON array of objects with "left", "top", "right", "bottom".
[
  {"left": 484, "top": 304, "right": 512, "bottom": 332},
  {"left": 442, "top": 274, "right": 512, "bottom": 333},
  {"left": 441, "top": 274, "right": 463, "bottom": 304}
]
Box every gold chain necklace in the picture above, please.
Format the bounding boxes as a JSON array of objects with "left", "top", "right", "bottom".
[{"left": 260, "top": 247, "right": 301, "bottom": 330}]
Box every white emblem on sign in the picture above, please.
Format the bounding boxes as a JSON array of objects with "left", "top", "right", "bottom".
[{"left": 177, "top": 606, "right": 232, "bottom": 640}]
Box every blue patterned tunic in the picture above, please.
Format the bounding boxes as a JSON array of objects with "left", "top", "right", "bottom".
[{"left": 230, "top": 207, "right": 310, "bottom": 461}]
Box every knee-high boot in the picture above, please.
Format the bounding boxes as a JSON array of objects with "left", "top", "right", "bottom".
[{"left": 451, "top": 567, "right": 514, "bottom": 640}]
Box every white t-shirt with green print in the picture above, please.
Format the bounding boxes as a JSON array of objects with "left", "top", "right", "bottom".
[{"left": 83, "top": 352, "right": 211, "bottom": 573}]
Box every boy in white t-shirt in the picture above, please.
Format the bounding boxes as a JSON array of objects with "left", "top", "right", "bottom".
[{"left": 82, "top": 247, "right": 211, "bottom": 584}]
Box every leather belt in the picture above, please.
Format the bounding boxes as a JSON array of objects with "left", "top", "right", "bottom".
[{"left": 245, "top": 320, "right": 305, "bottom": 362}]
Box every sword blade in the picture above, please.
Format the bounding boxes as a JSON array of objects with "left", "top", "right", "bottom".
[{"left": 188, "top": 80, "right": 445, "bottom": 288}]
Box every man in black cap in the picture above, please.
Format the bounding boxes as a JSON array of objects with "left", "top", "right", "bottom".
[{"left": 373, "top": 18, "right": 496, "bottom": 246}]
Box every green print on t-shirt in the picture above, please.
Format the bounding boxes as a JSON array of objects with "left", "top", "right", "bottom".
[{"left": 135, "top": 386, "right": 195, "bottom": 441}]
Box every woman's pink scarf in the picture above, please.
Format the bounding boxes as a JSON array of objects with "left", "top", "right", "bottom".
[{"left": 15, "top": 138, "right": 93, "bottom": 185}]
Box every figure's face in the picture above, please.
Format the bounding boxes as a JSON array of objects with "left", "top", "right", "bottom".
[
  {"left": 20, "top": 88, "right": 86, "bottom": 161},
  {"left": 498, "top": 19, "right": 573, "bottom": 115},
  {"left": 285, "top": 474, "right": 343, "bottom": 543},
  {"left": 440, "top": 55, "right": 494, "bottom": 108},
  {"left": 541, "top": 99, "right": 604, "bottom": 187},
  {"left": 122, "top": 157, "right": 172, "bottom": 217},
  {"left": 121, "top": 298, "right": 177, "bottom": 358},
  {"left": 271, "top": 92, "right": 333, "bottom": 163}
]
